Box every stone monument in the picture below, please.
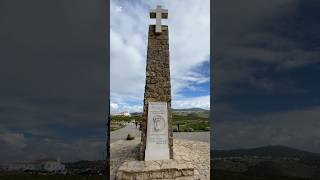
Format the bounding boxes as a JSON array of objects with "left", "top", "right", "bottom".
[
  {"left": 140, "top": 5, "right": 173, "bottom": 161},
  {"left": 115, "top": 5, "right": 197, "bottom": 180}
]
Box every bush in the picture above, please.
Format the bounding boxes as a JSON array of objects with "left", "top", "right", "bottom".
[
  {"left": 126, "top": 134, "right": 135, "bottom": 140},
  {"left": 188, "top": 128, "right": 194, "bottom": 132},
  {"left": 173, "top": 128, "right": 178, "bottom": 132},
  {"left": 205, "top": 127, "right": 210, "bottom": 131}
]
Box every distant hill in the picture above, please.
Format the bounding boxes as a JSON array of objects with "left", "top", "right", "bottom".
[
  {"left": 172, "top": 108, "right": 209, "bottom": 112},
  {"left": 65, "top": 160, "right": 105, "bottom": 169},
  {"left": 130, "top": 108, "right": 209, "bottom": 115},
  {"left": 130, "top": 112, "right": 143, "bottom": 116},
  {"left": 212, "top": 146, "right": 320, "bottom": 179},
  {"left": 212, "top": 145, "right": 320, "bottom": 159}
]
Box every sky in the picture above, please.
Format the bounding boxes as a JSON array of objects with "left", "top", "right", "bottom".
[
  {"left": 1, "top": 0, "right": 319, "bottom": 165},
  {"left": 0, "top": 0, "right": 107, "bottom": 163},
  {"left": 212, "top": 0, "right": 320, "bottom": 153},
  {"left": 110, "top": 0, "right": 210, "bottom": 113}
]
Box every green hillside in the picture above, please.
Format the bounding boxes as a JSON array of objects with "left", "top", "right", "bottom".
[
  {"left": 110, "top": 109, "right": 210, "bottom": 132},
  {"left": 212, "top": 146, "right": 320, "bottom": 179}
]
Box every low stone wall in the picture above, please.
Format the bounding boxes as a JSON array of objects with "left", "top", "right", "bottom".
[{"left": 116, "top": 160, "right": 194, "bottom": 180}]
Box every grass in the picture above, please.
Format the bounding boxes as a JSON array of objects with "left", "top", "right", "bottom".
[
  {"left": 110, "top": 115, "right": 142, "bottom": 131},
  {"left": 110, "top": 122, "right": 125, "bottom": 131},
  {"left": 0, "top": 174, "right": 105, "bottom": 180},
  {"left": 110, "top": 111, "right": 210, "bottom": 132},
  {"left": 110, "top": 115, "right": 143, "bottom": 122},
  {"left": 172, "top": 113, "right": 209, "bottom": 132}
]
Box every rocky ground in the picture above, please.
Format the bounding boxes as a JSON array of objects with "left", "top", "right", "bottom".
[
  {"left": 110, "top": 139, "right": 140, "bottom": 180},
  {"left": 110, "top": 125, "right": 210, "bottom": 180},
  {"left": 174, "top": 139, "right": 210, "bottom": 179}
]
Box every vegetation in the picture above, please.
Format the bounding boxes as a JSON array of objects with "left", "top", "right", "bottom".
[
  {"left": 110, "top": 115, "right": 143, "bottom": 131},
  {"left": 213, "top": 145, "right": 320, "bottom": 159},
  {"left": 110, "top": 122, "right": 125, "bottom": 131},
  {"left": 211, "top": 146, "right": 320, "bottom": 179},
  {"left": 64, "top": 160, "right": 105, "bottom": 171},
  {"left": 110, "top": 115, "right": 143, "bottom": 122},
  {"left": 110, "top": 109, "right": 210, "bottom": 132},
  {"left": 126, "top": 134, "right": 135, "bottom": 140},
  {"left": 110, "top": 115, "right": 141, "bottom": 131},
  {"left": 0, "top": 174, "right": 105, "bottom": 180},
  {"left": 172, "top": 112, "right": 209, "bottom": 132},
  {"left": 0, "top": 161, "right": 106, "bottom": 180},
  {"left": 212, "top": 170, "right": 307, "bottom": 180}
]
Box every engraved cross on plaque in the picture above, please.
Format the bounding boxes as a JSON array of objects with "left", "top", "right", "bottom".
[{"left": 150, "top": 5, "right": 168, "bottom": 33}]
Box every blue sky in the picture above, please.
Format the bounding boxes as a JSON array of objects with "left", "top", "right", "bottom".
[{"left": 110, "top": 0, "right": 210, "bottom": 113}]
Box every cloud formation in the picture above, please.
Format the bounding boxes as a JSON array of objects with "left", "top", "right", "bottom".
[
  {"left": 213, "top": 106, "right": 320, "bottom": 153},
  {"left": 0, "top": 132, "right": 105, "bottom": 163},
  {"left": 110, "top": 0, "right": 210, "bottom": 113},
  {"left": 213, "top": 0, "right": 320, "bottom": 96},
  {"left": 212, "top": 0, "right": 320, "bottom": 153},
  {"left": 0, "top": 0, "right": 107, "bottom": 163}
]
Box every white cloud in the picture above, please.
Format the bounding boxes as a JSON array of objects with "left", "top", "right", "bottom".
[
  {"left": 173, "top": 95, "right": 210, "bottom": 110},
  {"left": 110, "top": 102, "right": 143, "bottom": 114},
  {"left": 110, "top": 103, "right": 119, "bottom": 111},
  {"left": 0, "top": 132, "right": 26, "bottom": 149},
  {"left": 110, "top": 0, "right": 210, "bottom": 111},
  {"left": 115, "top": 6, "right": 122, "bottom": 13}
]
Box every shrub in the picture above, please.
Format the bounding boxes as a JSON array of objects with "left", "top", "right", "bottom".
[
  {"left": 126, "top": 134, "right": 135, "bottom": 140},
  {"left": 173, "top": 128, "right": 178, "bottom": 132},
  {"left": 188, "top": 128, "right": 194, "bottom": 132}
]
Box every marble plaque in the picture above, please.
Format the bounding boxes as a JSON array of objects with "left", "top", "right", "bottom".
[{"left": 145, "top": 102, "right": 169, "bottom": 161}]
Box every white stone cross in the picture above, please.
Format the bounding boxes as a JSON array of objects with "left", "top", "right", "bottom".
[{"left": 150, "top": 5, "right": 168, "bottom": 33}]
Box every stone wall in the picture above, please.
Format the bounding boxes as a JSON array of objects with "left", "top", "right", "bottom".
[
  {"left": 140, "top": 25, "right": 173, "bottom": 160},
  {"left": 116, "top": 160, "right": 194, "bottom": 180}
]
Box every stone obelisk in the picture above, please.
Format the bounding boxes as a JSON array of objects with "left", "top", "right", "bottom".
[{"left": 140, "top": 5, "right": 173, "bottom": 161}]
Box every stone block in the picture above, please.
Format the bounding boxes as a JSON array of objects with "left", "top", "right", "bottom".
[{"left": 116, "top": 160, "right": 194, "bottom": 180}]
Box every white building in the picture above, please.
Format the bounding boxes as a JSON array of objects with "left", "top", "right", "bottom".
[
  {"left": 113, "top": 111, "right": 131, "bottom": 117},
  {"left": 8, "top": 162, "right": 39, "bottom": 171},
  {"left": 8, "top": 158, "right": 65, "bottom": 173},
  {"left": 42, "top": 159, "right": 65, "bottom": 172}
]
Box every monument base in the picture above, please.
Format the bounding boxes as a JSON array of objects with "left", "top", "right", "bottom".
[
  {"left": 145, "top": 147, "right": 169, "bottom": 161},
  {"left": 116, "top": 160, "right": 194, "bottom": 180}
]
